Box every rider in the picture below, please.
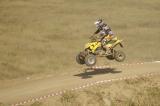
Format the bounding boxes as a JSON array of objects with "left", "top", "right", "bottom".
[{"left": 93, "top": 19, "right": 115, "bottom": 54}]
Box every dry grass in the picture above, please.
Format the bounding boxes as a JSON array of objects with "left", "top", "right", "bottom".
[
  {"left": 29, "top": 75, "right": 160, "bottom": 106},
  {"left": 30, "top": 102, "right": 43, "bottom": 106},
  {"left": 0, "top": 0, "right": 160, "bottom": 79}
]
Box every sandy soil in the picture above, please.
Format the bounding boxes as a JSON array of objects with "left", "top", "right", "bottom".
[{"left": 0, "top": 62, "right": 159, "bottom": 105}]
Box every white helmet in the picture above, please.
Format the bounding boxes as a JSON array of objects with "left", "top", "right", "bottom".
[{"left": 94, "top": 19, "right": 103, "bottom": 28}]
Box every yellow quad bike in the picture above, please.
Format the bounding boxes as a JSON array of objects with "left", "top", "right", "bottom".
[{"left": 76, "top": 35, "right": 126, "bottom": 66}]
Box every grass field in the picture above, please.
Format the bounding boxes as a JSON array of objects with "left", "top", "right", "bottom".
[
  {"left": 0, "top": 0, "right": 160, "bottom": 80},
  {"left": 27, "top": 75, "right": 160, "bottom": 106}
]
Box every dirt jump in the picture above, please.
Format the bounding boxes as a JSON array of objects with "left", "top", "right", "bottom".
[{"left": 0, "top": 61, "right": 159, "bottom": 105}]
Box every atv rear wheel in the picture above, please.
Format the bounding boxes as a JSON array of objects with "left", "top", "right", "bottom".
[
  {"left": 114, "top": 50, "right": 126, "bottom": 62},
  {"left": 85, "top": 54, "right": 96, "bottom": 66},
  {"left": 76, "top": 53, "right": 85, "bottom": 65}
]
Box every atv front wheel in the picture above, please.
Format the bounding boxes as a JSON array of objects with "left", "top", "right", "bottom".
[
  {"left": 114, "top": 50, "right": 126, "bottom": 62},
  {"left": 85, "top": 54, "right": 96, "bottom": 66},
  {"left": 106, "top": 55, "right": 115, "bottom": 60}
]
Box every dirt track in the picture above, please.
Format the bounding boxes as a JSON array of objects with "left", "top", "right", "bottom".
[{"left": 0, "top": 62, "right": 160, "bottom": 105}]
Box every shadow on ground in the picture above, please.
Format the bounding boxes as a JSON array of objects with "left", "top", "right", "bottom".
[{"left": 74, "top": 68, "right": 122, "bottom": 79}]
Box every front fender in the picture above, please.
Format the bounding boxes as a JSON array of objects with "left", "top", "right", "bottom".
[
  {"left": 119, "top": 42, "right": 124, "bottom": 48},
  {"left": 112, "top": 40, "right": 124, "bottom": 48}
]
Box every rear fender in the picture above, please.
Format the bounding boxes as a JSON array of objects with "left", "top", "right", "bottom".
[{"left": 85, "top": 42, "right": 101, "bottom": 53}]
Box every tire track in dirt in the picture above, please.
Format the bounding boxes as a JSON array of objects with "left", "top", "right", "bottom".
[{"left": 0, "top": 61, "right": 159, "bottom": 106}]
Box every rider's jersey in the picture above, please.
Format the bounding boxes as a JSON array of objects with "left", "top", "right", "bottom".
[{"left": 94, "top": 23, "right": 114, "bottom": 37}]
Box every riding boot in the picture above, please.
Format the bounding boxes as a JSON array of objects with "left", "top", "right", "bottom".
[{"left": 104, "top": 47, "right": 112, "bottom": 55}]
